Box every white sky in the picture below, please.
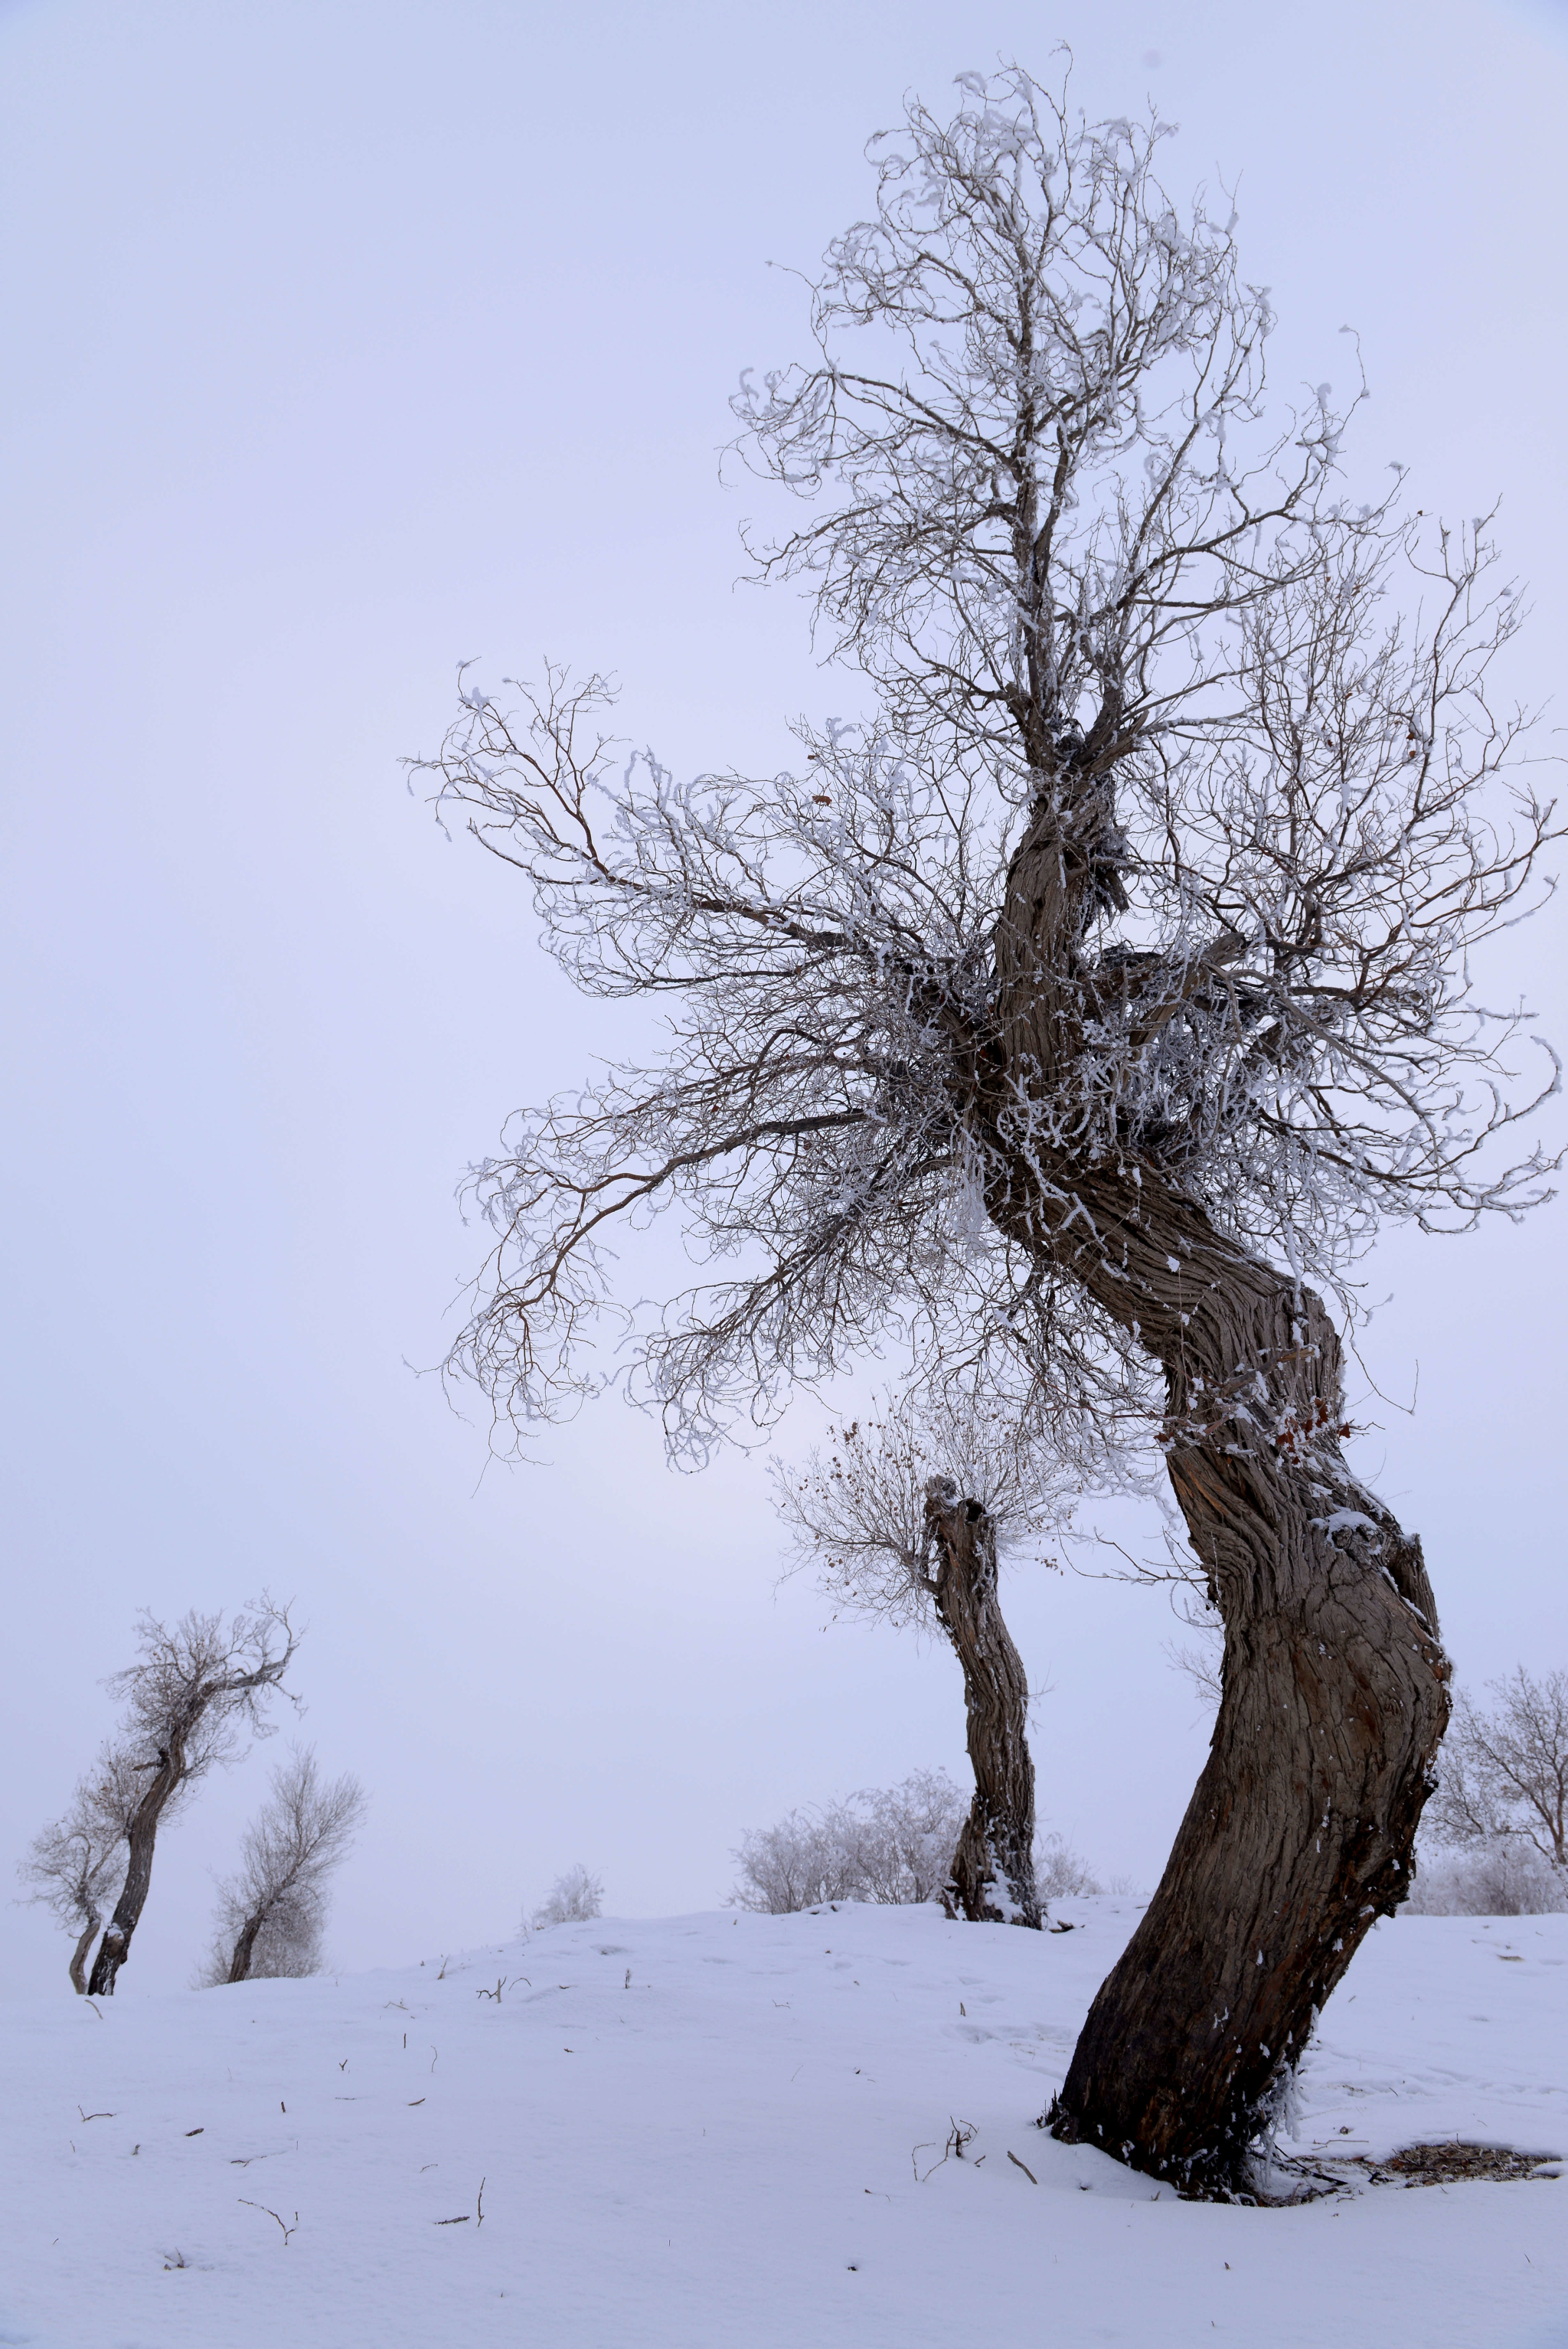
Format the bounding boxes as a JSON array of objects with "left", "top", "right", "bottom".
[{"left": 2, "top": 0, "right": 1564, "bottom": 1997}]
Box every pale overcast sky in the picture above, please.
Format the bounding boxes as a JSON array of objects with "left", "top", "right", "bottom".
[{"left": 2, "top": 0, "right": 1564, "bottom": 1995}]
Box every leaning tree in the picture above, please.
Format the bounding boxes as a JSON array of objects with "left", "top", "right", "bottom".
[
  {"left": 416, "top": 68, "right": 1557, "bottom": 2188},
  {"left": 775, "top": 1382, "right": 1096, "bottom": 1928},
  {"left": 20, "top": 1744, "right": 148, "bottom": 1994},
  {"left": 87, "top": 1599, "right": 299, "bottom": 1996}
]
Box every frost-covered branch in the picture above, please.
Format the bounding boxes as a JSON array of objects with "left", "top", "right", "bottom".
[
  {"left": 773, "top": 1378, "right": 1086, "bottom": 1628},
  {"left": 413, "top": 77, "right": 1555, "bottom": 1459}
]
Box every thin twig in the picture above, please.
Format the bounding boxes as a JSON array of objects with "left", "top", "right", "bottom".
[{"left": 238, "top": 2199, "right": 298, "bottom": 2246}]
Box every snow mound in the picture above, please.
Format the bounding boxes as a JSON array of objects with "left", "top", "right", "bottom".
[{"left": 1, "top": 1900, "right": 1563, "bottom": 2347}]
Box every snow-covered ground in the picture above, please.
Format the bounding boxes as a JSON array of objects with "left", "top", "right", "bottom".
[{"left": 2, "top": 1898, "right": 1563, "bottom": 2348}]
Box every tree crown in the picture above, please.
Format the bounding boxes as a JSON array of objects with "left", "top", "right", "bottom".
[{"left": 414, "top": 64, "right": 1558, "bottom": 1462}]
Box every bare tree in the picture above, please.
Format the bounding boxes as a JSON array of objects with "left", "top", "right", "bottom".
[
  {"left": 197, "top": 1745, "right": 366, "bottom": 1988},
  {"left": 776, "top": 1384, "right": 1079, "bottom": 1926},
  {"left": 532, "top": 1864, "right": 603, "bottom": 1926},
  {"left": 87, "top": 1599, "right": 299, "bottom": 1996},
  {"left": 1426, "top": 1668, "right": 1566, "bottom": 1872},
  {"left": 18, "top": 1746, "right": 150, "bottom": 1993},
  {"left": 414, "top": 67, "right": 1558, "bottom": 2187}
]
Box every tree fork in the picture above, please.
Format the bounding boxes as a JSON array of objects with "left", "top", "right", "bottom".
[
  {"left": 925, "top": 1476, "right": 1043, "bottom": 1929},
  {"left": 972, "top": 704, "right": 1455, "bottom": 2185}
]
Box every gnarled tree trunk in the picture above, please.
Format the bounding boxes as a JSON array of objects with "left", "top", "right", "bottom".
[
  {"left": 87, "top": 1739, "right": 185, "bottom": 1997},
  {"left": 1054, "top": 1196, "right": 1448, "bottom": 2189},
  {"left": 978, "top": 796, "right": 1452, "bottom": 2192},
  {"left": 925, "top": 1475, "right": 1042, "bottom": 1929}
]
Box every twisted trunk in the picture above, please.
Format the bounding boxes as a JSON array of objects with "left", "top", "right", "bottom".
[
  {"left": 68, "top": 1920, "right": 99, "bottom": 1997},
  {"left": 975, "top": 786, "right": 1451, "bottom": 2191},
  {"left": 1051, "top": 1189, "right": 1446, "bottom": 2189},
  {"left": 925, "top": 1476, "right": 1042, "bottom": 1929},
  {"left": 87, "top": 1738, "right": 185, "bottom": 1998}
]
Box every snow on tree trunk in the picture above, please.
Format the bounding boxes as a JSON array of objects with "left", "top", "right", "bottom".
[{"left": 1062, "top": 1256, "right": 1446, "bottom": 2184}]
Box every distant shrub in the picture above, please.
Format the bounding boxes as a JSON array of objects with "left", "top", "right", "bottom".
[
  {"left": 1034, "top": 1833, "right": 1102, "bottom": 1899},
  {"left": 1403, "top": 1839, "right": 1566, "bottom": 1916},
  {"left": 531, "top": 1864, "right": 604, "bottom": 1927},
  {"left": 855, "top": 1772, "right": 969, "bottom": 1904},
  {"left": 730, "top": 1772, "right": 1123, "bottom": 1915},
  {"left": 729, "top": 1770, "right": 966, "bottom": 1913},
  {"left": 729, "top": 1805, "right": 871, "bottom": 1914}
]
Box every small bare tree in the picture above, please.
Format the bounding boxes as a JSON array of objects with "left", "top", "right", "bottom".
[
  {"left": 19, "top": 1746, "right": 151, "bottom": 1993},
  {"left": 776, "top": 1384, "right": 1080, "bottom": 1926},
  {"left": 87, "top": 1599, "right": 299, "bottom": 1996},
  {"left": 198, "top": 1745, "right": 366, "bottom": 1988},
  {"left": 1426, "top": 1668, "right": 1566, "bottom": 1873},
  {"left": 415, "top": 67, "right": 1558, "bottom": 2186}
]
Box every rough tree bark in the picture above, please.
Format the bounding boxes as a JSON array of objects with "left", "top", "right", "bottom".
[
  {"left": 225, "top": 1905, "right": 270, "bottom": 1985},
  {"left": 924, "top": 1475, "right": 1042, "bottom": 1929},
  {"left": 982, "top": 789, "right": 1452, "bottom": 2191},
  {"left": 226, "top": 1907, "right": 266, "bottom": 1982},
  {"left": 87, "top": 1740, "right": 186, "bottom": 1998}
]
